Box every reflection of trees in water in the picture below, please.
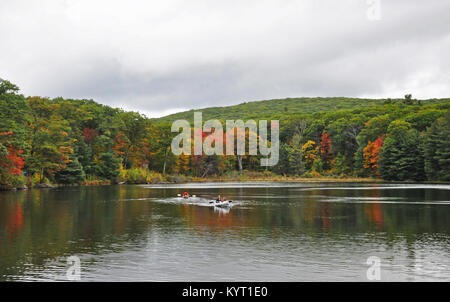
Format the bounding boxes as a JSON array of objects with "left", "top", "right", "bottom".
[
  {"left": 0, "top": 185, "right": 449, "bottom": 280},
  {"left": 321, "top": 203, "right": 332, "bottom": 230},
  {"left": 365, "top": 203, "right": 384, "bottom": 229},
  {"left": 364, "top": 188, "right": 384, "bottom": 230},
  {"left": 0, "top": 186, "right": 153, "bottom": 280},
  {"left": 181, "top": 204, "right": 235, "bottom": 232},
  {"left": 5, "top": 203, "right": 24, "bottom": 239}
]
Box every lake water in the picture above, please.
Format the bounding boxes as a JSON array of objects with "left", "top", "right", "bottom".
[{"left": 0, "top": 182, "right": 449, "bottom": 281}]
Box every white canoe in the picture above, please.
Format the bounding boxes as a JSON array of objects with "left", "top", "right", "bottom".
[
  {"left": 213, "top": 200, "right": 232, "bottom": 208},
  {"left": 177, "top": 194, "right": 196, "bottom": 198}
]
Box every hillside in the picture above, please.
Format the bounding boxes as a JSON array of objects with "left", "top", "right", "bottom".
[
  {"left": 1, "top": 77, "right": 449, "bottom": 189},
  {"left": 153, "top": 97, "right": 449, "bottom": 123}
]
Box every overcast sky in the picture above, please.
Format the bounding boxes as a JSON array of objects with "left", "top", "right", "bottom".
[{"left": 1, "top": 0, "right": 449, "bottom": 117}]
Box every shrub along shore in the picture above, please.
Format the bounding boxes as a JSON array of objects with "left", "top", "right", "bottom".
[{"left": 1, "top": 169, "right": 437, "bottom": 191}]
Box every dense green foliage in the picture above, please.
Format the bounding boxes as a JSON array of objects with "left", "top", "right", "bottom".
[
  {"left": 378, "top": 121, "right": 425, "bottom": 181},
  {"left": 0, "top": 78, "right": 449, "bottom": 188},
  {"left": 155, "top": 96, "right": 446, "bottom": 123},
  {"left": 423, "top": 115, "right": 450, "bottom": 181}
]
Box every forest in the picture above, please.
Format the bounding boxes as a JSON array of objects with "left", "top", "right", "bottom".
[{"left": 0, "top": 78, "right": 449, "bottom": 189}]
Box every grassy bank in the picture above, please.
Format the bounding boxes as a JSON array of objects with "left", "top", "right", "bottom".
[
  {"left": 6, "top": 170, "right": 448, "bottom": 191},
  {"left": 118, "top": 169, "right": 381, "bottom": 184},
  {"left": 187, "top": 171, "right": 381, "bottom": 183},
  {"left": 0, "top": 170, "right": 380, "bottom": 190},
  {"left": 190, "top": 175, "right": 381, "bottom": 183}
]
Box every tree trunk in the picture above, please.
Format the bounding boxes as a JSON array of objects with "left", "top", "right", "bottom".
[
  {"left": 237, "top": 155, "right": 243, "bottom": 172},
  {"left": 201, "top": 165, "right": 211, "bottom": 178},
  {"left": 162, "top": 147, "right": 168, "bottom": 175}
]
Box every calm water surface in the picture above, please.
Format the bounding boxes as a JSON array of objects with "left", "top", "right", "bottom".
[{"left": 0, "top": 182, "right": 449, "bottom": 281}]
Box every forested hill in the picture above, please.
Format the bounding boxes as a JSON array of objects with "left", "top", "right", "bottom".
[
  {"left": 1, "top": 77, "right": 449, "bottom": 189},
  {"left": 154, "top": 97, "right": 448, "bottom": 123}
]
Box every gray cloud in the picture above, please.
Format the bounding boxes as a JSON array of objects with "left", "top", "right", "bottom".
[{"left": 1, "top": 0, "right": 449, "bottom": 117}]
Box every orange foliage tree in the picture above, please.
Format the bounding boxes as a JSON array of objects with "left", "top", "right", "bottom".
[{"left": 363, "top": 135, "right": 385, "bottom": 177}]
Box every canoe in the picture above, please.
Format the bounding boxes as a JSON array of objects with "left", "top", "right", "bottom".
[
  {"left": 177, "top": 194, "right": 196, "bottom": 198},
  {"left": 213, "top": 200, "right": 232, "bottom": 208}
]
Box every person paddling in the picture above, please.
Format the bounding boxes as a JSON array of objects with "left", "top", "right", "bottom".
[
  {"left": 183, "top": 191, "right": 190, "bottom": 198},
  {"left": 215, "top": 195, "right": 227, "bottom": 203}
]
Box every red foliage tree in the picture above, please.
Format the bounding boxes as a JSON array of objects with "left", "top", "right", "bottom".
[
  {"left": 320, "top": 132, "right": 334, "bottom": 167},
  {"left": 82, "top": 127, "right": 98, "bottom": 142},
  {"left": 5, "top": 148, "right": 25, "bottom": 175},
  {"left": 1, "top": 131, "right": 25, "bottom": 176}
]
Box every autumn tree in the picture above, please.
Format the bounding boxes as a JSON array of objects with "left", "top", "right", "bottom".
[
  {"left": 362, "top": 135, "right": 384, "bottom": 177},
  {"left": 354, "top": 114, "right": 393, "bottom": 177},
  {"left": 0, "top": 79, "right": 30, "bottom": 186},
  {"left": 319, "top": 132, "right": 334, "bottom": 170},
  {"left": 302, "top": 140, "right": 319, "bottom": 171},
  {"left": 27, "top": 97, "right": 74, "bottom": 183}
]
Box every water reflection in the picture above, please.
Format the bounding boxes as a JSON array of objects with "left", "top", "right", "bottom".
[{"left": 0, "top": 183, "right": 449, "bottom": 281}]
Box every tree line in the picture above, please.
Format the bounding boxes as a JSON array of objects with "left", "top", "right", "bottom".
[{"left": 0, "top": 78, "right": 449, "bottom": 189}]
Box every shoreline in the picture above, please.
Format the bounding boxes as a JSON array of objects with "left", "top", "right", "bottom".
[
  {"left": 188, "top": 176, "right": 381, "bottom": 183},
  {"left": 2, "top": 176, "right": 449, "bottom": 191}
]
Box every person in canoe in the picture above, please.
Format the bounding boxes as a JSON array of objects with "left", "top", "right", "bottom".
[
  {"left": 215, "top": 195, "right": 227, "bottom": 203},
  {"left": 182, "top": 191, "right": 190, "bottom": 198}
]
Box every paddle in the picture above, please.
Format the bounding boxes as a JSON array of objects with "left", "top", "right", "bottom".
[{"left": 209, "top": 200, "right": 233, "bottom": 204}]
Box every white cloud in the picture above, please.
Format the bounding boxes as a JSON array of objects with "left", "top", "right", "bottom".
[{"left": 1, "top": 0, "right": 449, "bottom": 117}]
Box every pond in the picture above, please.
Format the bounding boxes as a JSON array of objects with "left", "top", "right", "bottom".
[{"left": 0, "top": 182, "right": 449, "bottom": 281}]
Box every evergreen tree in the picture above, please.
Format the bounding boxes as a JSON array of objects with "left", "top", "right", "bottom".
[
  {"left": 423, "top": 114, "right": 450, "bottom": 180},
  {"left": 273, "top": 142, "right": 290, "bottom": 175},
  {"left": 379, "top": 121, "right": 425, "bottom": 181},
  {"left": 95, "top": 152, "right": 120, "bottom": 181},
  {"left": 54, "top": 157, "right": 84, "bottom": 184}
]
